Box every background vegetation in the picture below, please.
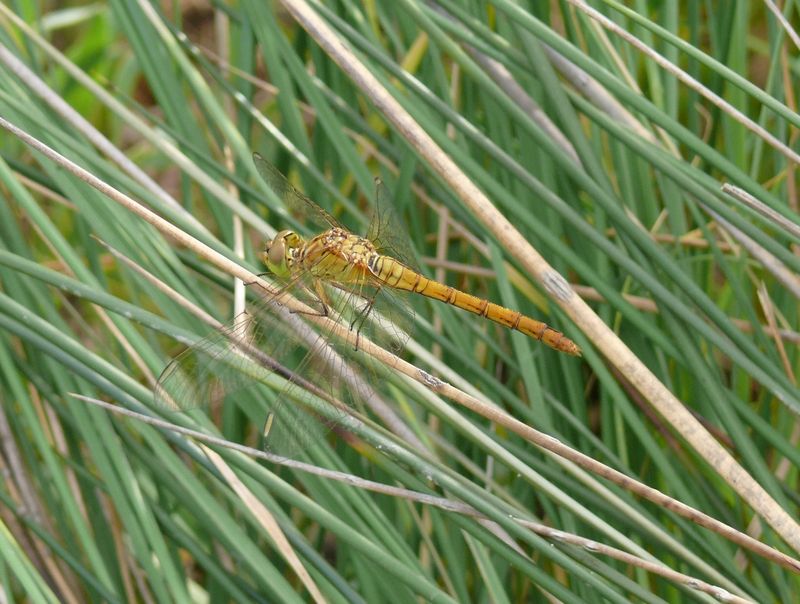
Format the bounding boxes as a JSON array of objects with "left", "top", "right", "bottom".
[{"left": 0, "top": 1, "right": 799, "bottom": 602}]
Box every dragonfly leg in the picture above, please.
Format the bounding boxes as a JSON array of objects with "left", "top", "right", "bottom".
[
  {"left": 349, "top": 287, "right": 379, "bottom": 352},
  {"left": 289, "top": 303, "right": 329, "bottom": 317},
  {"left": 289, "top": 279, "right": 331, "bottom": 317},
  {"left": 243, "top": 272, "right": 270, "bottom": 286}
]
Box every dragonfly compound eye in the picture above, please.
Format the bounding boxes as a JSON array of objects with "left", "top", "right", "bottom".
[{"left": 266, "top": 235, "right": 287, "bottom": 270}]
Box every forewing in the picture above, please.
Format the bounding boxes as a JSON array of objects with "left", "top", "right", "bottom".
[
  {"left": 154, "top": 277, "right": 373, "bottom": 459},
  {"left": 155, "top": 313, "right": 259, "bottom": 412},
  {"left": 253, "top": 153, "right": 342, "bottom": 232},
  {"left": 154, "top": 268, "right": 321, "bottom": 411}
]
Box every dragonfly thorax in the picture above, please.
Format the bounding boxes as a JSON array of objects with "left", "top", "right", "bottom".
[{"left": 300, "top": 227, "right": 378, "bottom": 285}]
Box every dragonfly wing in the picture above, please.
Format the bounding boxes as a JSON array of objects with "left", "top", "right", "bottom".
[
  {"left": 253, "top": 153, "right": 342, "bottom": 232},
  {"left": 154, "top": 276, "right": 367, "bottom": 459},
  {"left": 372, "top": 283, "right": 414, "bottom": 352},
  {"left": 332, "top": 279, "right": 413, "bottom": 354},
  {"left": 366, "top": 177, "right": 419, "bottom": 272},
  {"left": 257, "top": 330, "right": 354, "bottom": 458},
  {"left": 153, "top": 269, "right": 325, "bottom": 414},
  {"left": 154, "top": 311, "right": 280, "bottom": 413},
  {"left": 359, "top": 177, "right": 418, "bottom": 352},
  {"left": 256, "top": 282, "right": 400, "bottom": 458}
]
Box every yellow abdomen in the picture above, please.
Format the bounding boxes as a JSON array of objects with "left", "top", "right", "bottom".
[{"left": 368, "top": 255, "right": 581, "bottom": 356}]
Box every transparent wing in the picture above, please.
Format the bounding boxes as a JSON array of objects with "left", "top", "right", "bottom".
[
  {"left": 366, "top": 177, "right": 419, "bottom": 272},
  {"left": 331, "top": 279, "right": 414, "bottom": 354},
  {"left": 360, "top": 177, "right": 418, "bottom": 351},
  {"left": 260, "top": 321, "right": 370, "bottom": 458},
  {"left": 253, "top": 153, "right": 342, "bottom": 232},
  {"left": 153, "top": 311, "right": 282, "bottom": 413},
  {"left": 261, "top": 282, "right": 409, "bottom": 456},
  {"left": 154, "top": 277, "right": 387, "bottom": 458},
  {"left": 153, "top": 271, "right": 318, "bottom": 413}
]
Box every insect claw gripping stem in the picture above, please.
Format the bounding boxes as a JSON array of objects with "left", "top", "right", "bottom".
[
  {"left": 349, "top": 298, "right": 377, "bottom": 352},
  {"left": 288, "top": 295, "right": 331, "bottom": 318},
  {"left": 351, "top": 311, "right": 367, "bottom": 351},
  {"left": 350, "top": 317, "right": 363, "bottom": 351}
]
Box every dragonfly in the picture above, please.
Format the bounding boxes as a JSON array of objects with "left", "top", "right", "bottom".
[{"left": 155, "top": 154, "right": 580, "bottom": 457}]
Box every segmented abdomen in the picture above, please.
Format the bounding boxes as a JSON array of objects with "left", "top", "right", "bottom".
[{"left": 368, "top": 255, "right": 580, "bottom": 356}]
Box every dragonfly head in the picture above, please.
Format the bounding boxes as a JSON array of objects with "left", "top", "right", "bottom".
[{"left": 265, "top": 230, "right": 303, "bottom": 277}]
